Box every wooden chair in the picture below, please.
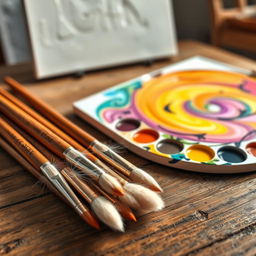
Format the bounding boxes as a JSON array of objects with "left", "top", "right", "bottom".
[{"left": 209, "top": 0, "right": 256, "bottom": 52}]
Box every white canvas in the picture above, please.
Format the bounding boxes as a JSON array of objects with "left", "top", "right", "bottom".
[
  {"left": 0, "top": 0, "right": 32, "bottom": 64},
  {"left": 24, "top": 0, "right": 177, "bottom": 79}
]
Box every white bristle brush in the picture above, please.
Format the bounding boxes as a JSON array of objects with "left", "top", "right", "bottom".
[
  {"left": 61, "top": 167, "right": 124, "bottom": 232},
  {"left": 120, "top": 182, "right": 164, "bottom": 212},
  {"left": 94, "top": 161, "right": 165, "bottom": 212},
  {"left": 92, "top": 141, "right": 163, "bottom": 192},
  {"left": 91, "top": 196, "right": 124, "bottom": 232},
  {"left": 98, "top": 172, "right": 124, "bottom": 197},
  {"left": 129, "top": 167, "right": 163, "bottom": 192}
]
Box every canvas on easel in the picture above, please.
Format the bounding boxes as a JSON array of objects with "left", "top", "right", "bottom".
[{"left": 23, "top": 0, "right": 177, "bottom": 79}]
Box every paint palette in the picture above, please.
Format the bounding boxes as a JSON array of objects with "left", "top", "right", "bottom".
[{"left": 74, "top": 56, "right": 256, "bottom": 173}]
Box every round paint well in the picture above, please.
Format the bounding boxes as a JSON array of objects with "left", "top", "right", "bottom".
[
  {"left": 115, "top": 118, "right": 140, "bottom": 132},
  {"left": 217, "top": 146, "right": 247, "bottom": 163},
  {"left": 133, "top": 129, "right": 159, "bottom": 143},
  {"left": 186, "top": 145, "right": 215, "bottom": 162},
  {"left": 156, "top": 139, "right": 183, "bottom": 154},
  {"left": 246, "top": 142, "right": 256, "bottom": 157}
]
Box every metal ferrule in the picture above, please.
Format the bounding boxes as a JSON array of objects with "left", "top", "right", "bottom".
[
  {"left": 63, "top": 147, "right": 103, "bottom": 179},
  {"left": 92, "top": 141, "right": 134, "bottom": 171},
  {"left": 40, "top": 162, "right": 84, "bottom": 215}
]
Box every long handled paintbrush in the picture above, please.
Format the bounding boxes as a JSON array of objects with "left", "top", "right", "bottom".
[
  {"left": 0, "top": 94, "right": 124, "bottom": 197},
  {"left": 0, "top": 117, "right": 100, "bottom": 229},
  {"left": 61, "top": 167, "right": 124, "bottom": 232},
  {"left": 4, "top": 77, "right": 162, "bottom": 192},
  {"left": 0, "top": 88, "right": 164, "bottom": 212},
  {"left": 6, "top": 118, "right": 136, "bottom": 224},
  {"left": 0, "top": 136, "right": 66, "bottom": 202},
  {"left": 6, "top": 115, "right": 162, "bottom": 217},
  {"left": 0, "top": 88, "right": 149, "bottom": 194}
]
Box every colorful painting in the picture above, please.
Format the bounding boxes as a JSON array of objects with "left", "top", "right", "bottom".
[
  {"left": 74, "top": 57, "right": 256, "bottom": 173},
  {"left": 97, "top": 70, "right": 256, "bottom": 144}
]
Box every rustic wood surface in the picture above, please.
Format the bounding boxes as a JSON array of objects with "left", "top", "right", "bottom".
[{"left": 0, "top": 41, "right": 256, "bottom": 256}]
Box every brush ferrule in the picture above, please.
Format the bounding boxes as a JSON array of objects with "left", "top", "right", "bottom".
[
  {"left": 73, "top": 203, "right": 84, "bottom": 215},
  {"left": 41, "top": 162, "right": 83, "bottom": 214},
  {"left": 41, "top": 162, "right": 59, "bottom": 177},
  {"left": 92, "top": 141, "right": 134, "bottom": 171},
  {"left": 63, "top": 147, "right": 103, "bottom": 179},
  {"left": 91, "top": 141, "right": 109, "bottom": 153}
]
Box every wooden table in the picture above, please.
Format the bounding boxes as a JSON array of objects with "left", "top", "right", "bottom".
[{"left": 1, "top": 41, "right": 256, "bottom": 256}]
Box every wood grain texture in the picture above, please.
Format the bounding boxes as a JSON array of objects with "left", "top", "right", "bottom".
[{"left": 0, "top": 41, "right": 256, "bottom": 255}]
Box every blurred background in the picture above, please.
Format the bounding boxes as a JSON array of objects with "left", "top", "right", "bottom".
[{"left": 0, "top": 0, "right": 256, "bottom": 66}]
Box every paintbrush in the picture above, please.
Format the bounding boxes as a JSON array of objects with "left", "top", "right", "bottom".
[
  {"left": 0, "top": 88, "right": 164, "bottom": 212},
  {"left": 1, "top": 99, "right": 164, "bottom": 212},
  {"left": 0, "top": 94, "right": 124, "bottom": 197},
  {"left": 61, "top": 167, "right": 124, "bottom": 232},
  {"left": 7, "top": 118, "right": 136, "bottom": 222},
  {"left": 0, "top": 135, "right": 66, "bottom": 202},
  {"left": 0, "top": 117, "right": 100, "bottom": 229},
  {"left": 90, "top": 183, "right": 137, "bottom": 222},
  {"left": 22, "top": 126, "right": 164, "bottom": 213},
  {"left": 99, "top": 160, "right": 164, "bottom": 212},
  {"left": 0, "top": 88, "right": 141, "bottom": 191},
  {"left": 4, "top": 77, "right": 162, "bottom": 192},
  {"left": 0, "top": 135, "right": 102, "bottom": 229},
  {"left": 0, "top": 88, "right": 87, "bottom": 153}
]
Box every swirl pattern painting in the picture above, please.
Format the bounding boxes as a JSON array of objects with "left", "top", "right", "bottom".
[{"left": 74, "top": 58, "right": 256, "bottom": 173}]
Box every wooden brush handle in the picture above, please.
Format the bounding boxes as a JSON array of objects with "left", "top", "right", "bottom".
[
  {"left": 90, "top": 182, "right": 116, "bottom": 204},
  {"left": 0, "top": 117, "right": 48, "bottom": 169},
  {"left": 0, "top": 88, "right": 98, "bottom": 162},
  {"left": 61, "top": 167, "right": 99, "bottom": 203},
  {"left": 3, "top": 77, "right": 133, "bottom": 178},
  {"left": 4, "top": 76, "right": 95, "bottom": 146},
  {"left": 0, "top": 135, "right": 101, "bottom": 229},
  {"left": 0, "top": 89, "right": 88, "bottom": 153},
  {"left": 0, "top": 95, "right": 70, "bottom": 157},
  {"left": 0, "top": 136, "right": 66, "bottom": 202},
  {"left": 3, "top": 117, "right": 62, "bottom": 166}
]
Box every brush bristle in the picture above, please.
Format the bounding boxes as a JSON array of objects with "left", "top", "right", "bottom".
[
  {"left": 123, "top": 183, "right": 165, "bottom": 212},
  {"left": 99, "top": 173, "right": 124, "bottom": 196},
  {"left": 119, "top": 191, "right": 140, "bottom": 210},
  {"left": 91, "top": 196, "right": 124, "bottom": 232},
  {"left": 130, "top": 168, "right": 163, "bottom": 192}
]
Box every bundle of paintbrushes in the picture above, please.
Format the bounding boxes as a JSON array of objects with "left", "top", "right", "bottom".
[{"left": 0, "top": 77, "right": 164, "bottom": 232}]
